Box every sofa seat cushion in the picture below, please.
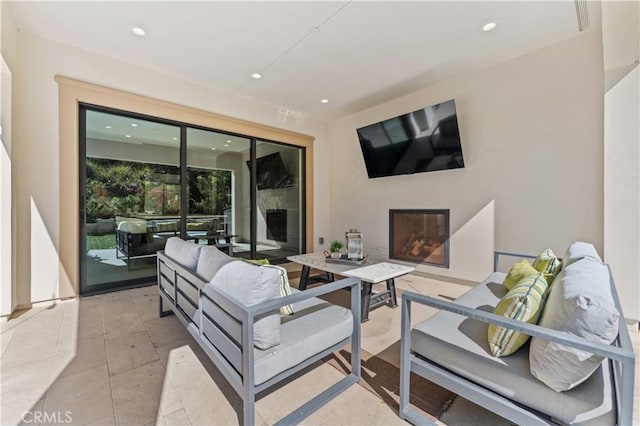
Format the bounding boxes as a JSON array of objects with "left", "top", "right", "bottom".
[
  {"left": 411, "top": 273, "right": 615, "bottom": 425},
  {"left": 253, "top": 290, "right": 353, "bottom": 386},
  {"left": 165, "top": 237, "right": 203, "bottom": 270}
]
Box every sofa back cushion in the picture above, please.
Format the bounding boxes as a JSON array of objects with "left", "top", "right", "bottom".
[
  {"left": 164, "top": 237, "right": 202, "bottom": 270},
  {"left": 209, "top": 261, "right": 281, "bottom": 350},
  {"left": 117, "top": 220, "right": 147, "bottom": 234},
  {"left": 258, "top": 264, "right": 295, "bottom": 316},
  {"left": 529, "top": 257, "right": 619, "bottom": 392},
  {"left": 196, "top": 245, "right": 238, "bottom": 281},
  {"left": 562, "top": 241, "right": 602, "bottom": 268}
]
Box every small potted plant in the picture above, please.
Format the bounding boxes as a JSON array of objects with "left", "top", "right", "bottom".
[{"left": 329, "top": 240, "right": 344, "bottom": 258}]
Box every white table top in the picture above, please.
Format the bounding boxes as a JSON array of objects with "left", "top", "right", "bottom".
[
  {"left": 286, "top": 252, "right": 358, "bottom": 275},
  {"left": 287, "top": 253, "right": 415, "bottom": 283},
  {"left": 343, "top": 262, "right": 415, "bottom": 283}
]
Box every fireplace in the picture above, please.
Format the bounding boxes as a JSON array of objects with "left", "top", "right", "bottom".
[
  {"left": 266, "top": 209, "right": 287, "bottom": 242},
  {"left": 389, "top": 209, "right": 449, "bottom": 268}
]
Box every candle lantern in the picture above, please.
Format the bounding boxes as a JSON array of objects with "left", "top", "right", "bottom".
[{"left": 345, "top": 229, "right": 364, "bottom": 260}]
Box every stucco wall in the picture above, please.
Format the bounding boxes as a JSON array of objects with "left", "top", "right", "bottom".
[
  {"left": 12, "top": 31, "right": 329, "bottom": 305},
  {"left": 327, "top": 30, "right": 605, "bottom": 282}
]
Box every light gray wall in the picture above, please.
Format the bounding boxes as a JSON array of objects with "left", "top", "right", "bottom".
[
  {"left": 328, "top": 30, "right": 605, "bottom": 282},
  {"left": 602, "top": 1, "right": 640, "bottom": 322},
  {"left": 604, "top": 66, "right": 639, "bottom": 321},
  {"left": 1, "top": 3, "right": 17, "bottom": 317}
]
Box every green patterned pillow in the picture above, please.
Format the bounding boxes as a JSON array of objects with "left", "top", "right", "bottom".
[
  {"left": 503, "top": 260, "right": 539, "bottom": 290},
  {"left": 488, "top": 273, "right": 549, "bottom": 357},
  {"left": 532, "top": 248, "right": 562, "bottom": 283}
]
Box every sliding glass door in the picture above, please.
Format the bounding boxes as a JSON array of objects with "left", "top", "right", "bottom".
[
  {"left": 80, "top": 106, "right": 306, "bottom": 294},
  {"left": 253, "top": 140, "right": 304, "bottom": 261},
  {"left": 80, "top": 107, "right": 181, "bottom": 294},
  {"left": 185, "top": 127, "right": 250, "bottom": 250}
]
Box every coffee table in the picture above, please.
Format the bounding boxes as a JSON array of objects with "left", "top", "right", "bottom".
[{"left": 286, "top": 252, "right": 415, "bottom": 322}]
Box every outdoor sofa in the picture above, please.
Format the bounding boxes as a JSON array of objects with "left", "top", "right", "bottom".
[
  {"left": 156, "top": 237, "right": 362, "bottom": 425},
  {"left": 400, "top": 243, "right": 635, "bottom": 425}
]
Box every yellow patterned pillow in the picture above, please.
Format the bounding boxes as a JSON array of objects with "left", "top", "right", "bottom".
[
  {"left": 489, "top": 273, "right": 549, "bottom": 357},
  {"left": 247, "top": 258, "right": 271, "bottom": 265},
  {"left": 503, "top": 260, "right": 539, "bottom": 291},
  {"left": 532, "top": 248, "right": 562, "bottom": 283}
]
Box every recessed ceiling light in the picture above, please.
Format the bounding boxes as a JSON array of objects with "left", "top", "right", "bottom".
[
  {"left": 172, "top": 137, "right": 177, "bottom": 140},
  {"left": 130, "top": 26, "right": 146, "bottom": 37},
  {"left": 104, "top": 125, "right": 112, "bottom": 129},
  {"left": 320, "top": 99, "right": 329, "bottom": 104},
  {"left": 211, "top": 147, "right": 216, "bottom": 150},
  {"left": 251, "top": 73, "right": 262, "bottom": 79},
  {"left": 226, "top": 139, "right": 232, "bottom": 143},
  {"left": 482, "top": 22, "right": 497, "bottom": 32},
  {"left": 125, "top": 135, "right": 132, "bottom": 138},
  {"left": 131, "top": 123, "right": 138, "bottom": 127}
]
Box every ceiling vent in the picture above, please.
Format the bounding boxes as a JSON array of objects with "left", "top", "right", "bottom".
[{"left": 574, "top": 0, "right": 590, "bottom": 31}]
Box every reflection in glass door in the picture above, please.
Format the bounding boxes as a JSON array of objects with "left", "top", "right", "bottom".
[
  {"left": 252, "top": 140, "right": 304, "bottom": 261},
  {"left": 80, "top": 107, "right": 307, "bottom": 294},
  {"left": 186, "top": 128, "right": 250, "bottom": 252},
  {"left": 80, "top": 107, "right": 181, "bottom": 294}
]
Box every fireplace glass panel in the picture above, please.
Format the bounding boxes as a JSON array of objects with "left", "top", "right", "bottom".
[{"left": 389, "top": 209, "right": 449, "bottom": 267}]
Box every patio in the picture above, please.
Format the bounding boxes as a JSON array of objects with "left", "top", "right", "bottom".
[{"left": 2, "top": 271, "right": 638, "bottom": 425}]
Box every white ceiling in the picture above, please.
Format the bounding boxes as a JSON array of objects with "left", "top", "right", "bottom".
[{"left": 7, "top": 1, "right": 601, "bottom": 122}]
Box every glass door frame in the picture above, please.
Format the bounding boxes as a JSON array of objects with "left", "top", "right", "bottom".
[
  {"left": 79, "top": 104, "right": 306, "bottom": 295},
  {"left": 79, "top": 103, "right": 186, "bottom": 295}
]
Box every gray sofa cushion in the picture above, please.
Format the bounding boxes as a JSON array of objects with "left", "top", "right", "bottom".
[
  {"left": 164, "top": 237, "right": 202, "bottom": 270},
  {"left": 205, "top": 261, "right": 281, "bottom": 350},
  {"left": 117, "top": 220, "right": 147, "bottom": 234},
  {"left": 196, "top": 245, "right": 238, "bottom": 281},
  {"left": 562, "top": 241, "right": 602, "bottom": 268},
  {"left": 254, "top": 290, "right": 353, "bottom": 385},
  {"left": 411, "top": 272, "right": 615, "bottom": 425},
  {"left": 530, "top": 258, "right": 619, "bottom": 392}
]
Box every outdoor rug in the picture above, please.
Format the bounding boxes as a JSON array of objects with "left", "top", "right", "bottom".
[
  {"left": 325, "top": 347, "right": 457, "bottom": 422},
  {"left": 286, "top": 265, "right": 458, "bottom": 421}
]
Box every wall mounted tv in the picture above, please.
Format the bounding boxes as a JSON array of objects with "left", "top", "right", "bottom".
[
  {"left": 356, "top": 99, "right": 464, "bottom": 179},
  {"left": 246, "top": 152, "right": 292, "bottom": 190}
]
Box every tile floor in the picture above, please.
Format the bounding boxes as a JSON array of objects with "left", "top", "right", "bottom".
[{"left": 1, "top": 272, "right": 638, "bottom": 426}]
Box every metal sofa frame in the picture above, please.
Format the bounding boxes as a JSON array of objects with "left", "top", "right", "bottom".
[
  {"left": 157, "top": 251, "right": 362, "bottom": 426},
  {"left": 399, "top": 252, "right": 636, "bottom": 425}
]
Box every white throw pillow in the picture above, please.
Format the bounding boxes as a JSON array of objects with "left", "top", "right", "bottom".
[
  {"left": 562, "top": 241, "right": 602, "bottom": 268},
  {"left": 529, "top": 257, "right": 619, "bottom": 392},
  {"left": 209, "top": 261, "right": 281, "bottom": 350},
  {"left": 117, "top": 220, "right": 147, "bottom": 234},
  {"left": 164, "top": 237, "right": 202, "bottom": 270}
]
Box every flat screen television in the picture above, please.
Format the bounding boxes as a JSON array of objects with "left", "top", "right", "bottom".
[
  {"left": 246, "top": 152, "right": 292, "bottom": 189},
  {"left": 356, "top": 99, "right": 464, "bottom": 179}
]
